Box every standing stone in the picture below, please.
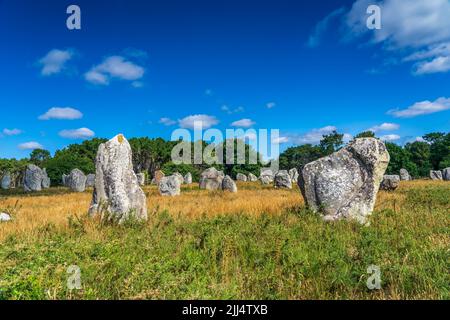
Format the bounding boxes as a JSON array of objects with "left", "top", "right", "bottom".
[
  {"left": 1, "top": 173, "right": 11, "bottom": 190},
  {"left": 442, "top": 168, "right": 450, "bottom": 181},
  {"left": 236, "top": 173, "right": 247, "bottom": 182},
  {"left": 86, "top": 174, "right": 96, "bottom": 188},
  {"left": 136, "top": 173, "right": 146, "bottom": 186},
  {"left": 0, "top": 212, "right": 11, "bottom": 222},
  {"left": 430, "top": 170, "right": 443, "bottom": 180},
  {"left": 159, "top": 175, "right": 181, "bottom": 196},
  {"left": 199, "top": 167, "right": 224, "bottom": 190},
  {"left": 298, "top": 138, "right": 390, "bottom": 224},
  {"left": 289, "top": 168, "right": 299, "bottom": 183},
  {"left": 173, "top": 172, "right": 185, "bottom": 185},
  {"left": 222, "top": 175, "right": 237, "bottom": 193},
  {"left": 68, "top": 169, "right": 87, "bottom": 192},
  {"left": 184, "top": 172, "right": 193, "bottom": 184},
  {"left": 152, "top": 170, "right": 165, "bottom": 185},
  {"left": 260, "top": 168, "right": 274, "bottom": 184},
  {"left": 274, "top": 170, "right": 292, "bottom": 189},
  {"left": 89, "top": 134, "right": 148, "bottom": 223},
  {"left": 399, "top": 168, "right": 411, "bottom": 181},
  {"left": 248, "top": 173, "right": 258, "bottom": 182},
  {"left": 41, "top": 169, "right": 51, "bottom": 189},
  {"left": 380, "top": 175, "right": 400, "bottom": 191},
  {"left": 23, "top": 164, "right": 44, "bottom": 192}
]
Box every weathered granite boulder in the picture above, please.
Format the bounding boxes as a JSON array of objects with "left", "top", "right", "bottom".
[
  {"left": 380, "top": 175, "right": 400, "bottom": 191},
  {"left": 260, "top": 168, "right": 274, "bottom": 184},
  {"left": 184, "top": 172, "right": 193, "bottom": 184},
  {"left": 159, "top": 175, "right": 181, "bottom": 196},
  {"left": 1, "top": 173, "right": 11, "bottom": 190},
  {"left": 136, "top": 173, "right": 146, "bottom": 186},
  {"left": 298, "top": 138, "right": 390, "bottom": 224},
  {"left": 24, "top": 164, "right": 44, "bottom": 192},
  {"left": 41, "top": 169, "right": 50, "bottom": 189},
  {"left": 0, "top": 212, "right": 11, "bottom": 222},
  {"left": 222, "top": 175, "right": 237, "bottom": 193},
  {"left": 88, "top": 134, "right": 148, "bottom": 223},
  {"left": 399, "top": 168, "right": 411, "bottom": 181},
  {"left": 274, "top": 170, "right": 292, "bottom": 189},
  {"left": 236, "top": 173, "right": 247, "bottom": 182},
  {"left": 289, "top": 168, "right": 299, "bottom": 183},
  {"left": 199, "top": 167, "right": 224, "bottom": 190},
  {"left": 442, "top": 168, "right": 450, "bottom": 181},
  {"left": 248, "top": 173, "right": 258, "bottom": 182},
  {"left": 85, "top": 174, "right": 96, "bottom": 188},
  {"left": 430, "top": 170, "right": 443, "bottom": 180},
  {"left": 68, "top": 169, "right": 87, "bottom": 192},
  {"left": 173, "top": 172, "right": 184, "bottom": 185}
]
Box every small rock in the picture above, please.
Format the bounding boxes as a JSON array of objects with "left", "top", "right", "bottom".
[
  {"left": 274, "top": 170, "right": 292, "bottom": 189},
  {"left": 222, "top": 175, "right": 237, "bottom": 193},
  {"left": 1, "top": 172, "right": 11, "bottom": 190},
  {"left": 184, "top": 172, "right": 193, "bottom": 184},
  {"left": 399, "top": 168, "right": 411, "bottom": 181},
  {"left": 173, "top": 172, "right": 184, "bottom": 185},
  {"left": 380, "top": 175, "right": 400, "bottom": 191},
  {"left": 159, "top": 175, "right": 181, "bottom": 196},
  {"left": 68, "top": 169, "right": 87, "bottom": 192},
  {"left": 289, "top": 168, "right": 299, "bottom": 183},
  {"left": 430, "top": 170, "right": 443, "bottom": 180},
  {"left": 259, "top": 168, "right": 274, "bottom": 185},
  {"left": 236, "top": 173, "right": 247, "bottom": 182},
  {"left": 248, "top": 173, "right": 258, "bottom": 182},
  {"left": 136, "top": 173, "right": 146, "bottom": 186},
  {"left": 0, "top": 212, "right": 11, "bottom": 222},
  {"left": 199, "top": 167, "right": 224, "bottom": 190},
  {"left": 442, "top": 168, "right": 450, "bottom": 181}
]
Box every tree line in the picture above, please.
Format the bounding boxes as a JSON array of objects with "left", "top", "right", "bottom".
[{"left": 1, "top": 131, "right": 449, "bottom": 185}]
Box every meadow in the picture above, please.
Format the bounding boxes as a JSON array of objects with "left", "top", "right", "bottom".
[{"left": 0, "top": 181, "right": 448, "bottom": 300}]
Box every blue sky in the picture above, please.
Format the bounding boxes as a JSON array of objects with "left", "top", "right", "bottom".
[{"left": 1, "top": 0, "right": 449, "bottom": 159}]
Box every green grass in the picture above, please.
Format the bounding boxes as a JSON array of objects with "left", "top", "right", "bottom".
[{"left": 0, "top": 184, "right": 449, "bottom": 300}]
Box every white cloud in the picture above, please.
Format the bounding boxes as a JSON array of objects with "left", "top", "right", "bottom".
[
  {"left": 231, "top": 118, "right": 256, "bottom": 128},
  {"left": 2, "top": 128, "right": 22, "bottom": 136},
  {"left": 272, "top": 136, "right": 290, "bottom": 144},
  {"left": 178, "top": 114, "right": 219, "bottom": 129},
  {"left": 18, "top": 141, "right": 43, "bottom": 150},
  {"left": 85, "top": 56, "right": 145, "bottom": 85},
  {"left": 368, "top": 122, "right": 400, "bottom": 132},
  {"left": 387, "top": 97, "right": 450, "bottom": 118},
  {"left": 59, "top": 128, "right": 95, "bottom": 139},
  {"left": 344, "top": 0, "right": 450, "bottom": 75},
  {"left": 38, "top": 107, "right": 83, "bottom": 120},
  {"left": 266, "top": 102, "right": 276, "bottom": 109},
  {"left": 285, "top": 126, "right": 353, "bottom": 145},
  {"left": 380, "top": 134, "right": 401, "bottom": 141},
  {"left": 307, "top": 7, "right": 346, "bottom": 48},
  {"left": 159, "top": 117, "right": 176, "bottom": 126},
  {"left": 343, "top": 133, "right": 353, "bottom": 142},
  {"left": 38, "top": 49, "right": 73, "bottom": 76}
]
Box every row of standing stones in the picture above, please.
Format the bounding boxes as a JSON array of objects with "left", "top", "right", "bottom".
[
  {"left": 380, "top": 167, "right": 450, "bottom": 191},
  {"left": 1, "top": 135, "right": 449, "bottom": 225}
]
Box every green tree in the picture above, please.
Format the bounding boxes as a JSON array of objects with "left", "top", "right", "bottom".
[
  {"left": 278, "top": 144, "right": 323, "bottom": 170},
  {"left": 404, "top": 141, "right": 431, "bottom": 177},
  {"left": 319, "top": 131, "right": 344, "bottom": 156},
  {"left": 354, "top": 131, "right": 376, "bottom": 139},
  {"left": 29, "top": 149, "right": 51, "bottom": 167}
]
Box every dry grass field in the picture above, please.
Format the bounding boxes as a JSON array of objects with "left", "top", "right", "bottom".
[{"left": 0, "top": 180, "right": 448, "bottom": 300}]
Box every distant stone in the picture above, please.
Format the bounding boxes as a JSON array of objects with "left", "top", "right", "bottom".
[
  {"left": 399, "top": 168, "right": 411, "bottom": 181},
  {"left": 199, "top": 167, "right": 224, "bottom": 190},
  {"left": 153, "top": 170, "right": 165, "bottom": 185},
  {"left": 184, "top": 172, "right": 193, "bottom": 184},
  {"left": 430, "top": 170, "right": 443, "bottom": 180},
  {"left": 159, "top": 175, "right": 181, "bottom": 196},
  {"left": 289, "top": 168, "right": 299, "bottom": 183},
  {"left": 89, "top": 134, "right": 148, "bottom": 223},
  {"left": 173, "top": 172, "right": 185, "bottom": 185},
  {"left": 0, "top": 212, "right": 11, "bottom": 222},
  {"left": 1, "top": 172, "right": 11, "bottom": 190},
  {"left": 298, "top": 138, "right": 390, "bottom": 224},
  {"left": 274, "top": 170, "right": 292, "bottom": 189},
  {"left": 68, "top": 169, "right": 87, "bottom": 192},
  {"left": 380, "top": 175, "right": 400, "bottom": 191},
  {"left": 41, "top": 169, "right": 50, "bottom": 189},
  {"left": 24, "top": 164, "right": 44, "bottom": 192},
  {"left": 248, "top": 173, "right": 258, "bottom": 182},
  {"left": 442, "top": 168, "right": 450, "bottom": 181},
  {"left": 222, "top": 175, "right": 237, "bottom": 193},
  {"left": 136, "top": 173, "right": 146, "bottom": 186},
  {"left": 62, "top": 174, "right": 69, "bottom": 187},
  {"left": 86, "top": 174, "right": 96, "bottom": 188},
  {"left": 260, "top": 168, "right": 274, "bottom": 185},
  {"left": 236, "top": 173, "right": 247, "bottom": 182}
]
